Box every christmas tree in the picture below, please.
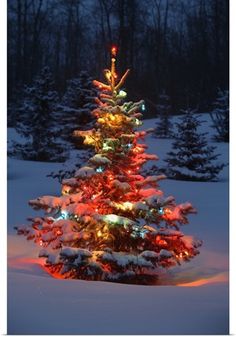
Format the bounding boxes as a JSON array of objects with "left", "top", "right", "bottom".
[
  {"left": 16, "top": 47, "right": 202, "bottom": 284},
  {"left": 163, "top": 109, "right": 225, "bottom": 181},
  {"left": 154, "top": 92, "right": 173, "bottom": 138},
  {"left": 10, "top": 67, "right": 66, "bottom": 162},
  {"left": 210, "top": 89, "right": 229, "bottom": 142}
]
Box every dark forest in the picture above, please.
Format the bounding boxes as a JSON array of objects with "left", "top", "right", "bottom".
[{"left": 8, "top": 0, "right": 229, "bottom": 117}]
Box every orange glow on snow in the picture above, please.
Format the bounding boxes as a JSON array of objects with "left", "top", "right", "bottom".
[
  {"left": 177, "top": 272, "right": 228, "bottom": 287},
  {"left": 8, "top": 242, "right": 229, "bottom": 286},
  {"left": 8, "top": 256, "right": 66, "bottom": 279},
  {"left": 8, "top": 257, "right": 45, "bottom": 270}
]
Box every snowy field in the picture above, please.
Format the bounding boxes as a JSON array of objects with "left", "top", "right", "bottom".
[{"left": 7, "top": 115, "right": 229, "bottom": 334}]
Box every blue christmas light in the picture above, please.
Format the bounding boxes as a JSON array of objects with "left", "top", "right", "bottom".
[
  {"left": 123, "top": 143, "right": 132, "bottom": 150},
  {"left": 140, "top": 229, "right": 148, "bottom": 239},
  {"left": 96, "top": 166, "right": 104, "bottom": 173},
  {"left": 141, "top": 103, "right": 146, "bottom": 111},
  {"left": 158, "top": 207, "right": 164, "bottom": 215},
  {"left": 58, "top": 210, "right": 68, "bottom": 220}
]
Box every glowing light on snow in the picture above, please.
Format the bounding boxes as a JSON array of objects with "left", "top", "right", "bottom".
[{"left": 177, "top": 273, "right": 228, "bottom": 287}]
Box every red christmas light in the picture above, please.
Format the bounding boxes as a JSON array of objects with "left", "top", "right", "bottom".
[
  {"left": 155, "top": 235, "right": 161, "bottom": 243},
  {"left": 111, "top": 45, "right": 117, "bottom": 56}
]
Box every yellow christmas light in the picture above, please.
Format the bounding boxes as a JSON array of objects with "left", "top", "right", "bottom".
[{"left": 114, "top": 201, "right": 133, "bottom": 211}]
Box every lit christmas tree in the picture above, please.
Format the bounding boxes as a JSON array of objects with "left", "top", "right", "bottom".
[{"left": 16, "top": 47, "right": 202, "bottom": 284}]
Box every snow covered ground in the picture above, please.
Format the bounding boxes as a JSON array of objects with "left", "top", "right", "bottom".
[{"left": 7, "top": 114, "right": 229, "bottom": 334}]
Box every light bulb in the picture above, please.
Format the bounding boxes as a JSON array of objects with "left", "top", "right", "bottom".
[{"left": 119, "top": 90, "right": 127, "bottom": 98}]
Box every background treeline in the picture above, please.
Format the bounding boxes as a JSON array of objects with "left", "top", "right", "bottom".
[{"left": 8, "top": 0, "right": 229, "bottom": 117}]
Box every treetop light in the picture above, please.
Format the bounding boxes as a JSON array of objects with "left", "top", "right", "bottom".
[{"left": 111, "top": 45, "right": 118, "bottom": 56}]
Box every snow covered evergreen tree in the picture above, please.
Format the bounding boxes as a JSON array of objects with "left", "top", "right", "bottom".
[
  {"left": 163, "top": 109, "right": 224, "bottom": 181},
  {"left": 16, "top": 47, "right": 201, "bottom": 285},
  {"left": 154, "top": 92, "right": 172, "bottom": 138},
  {"left": 57, "top": 71, "right": 98, "bottom": 148},
  {"left": 10, "top": 66, "right": 66, "bottom": 162},
  {"left": 48, "top": 71, "right": 99, "bottom": 182},
  {"left": 8, "top": 88, "right": 22, "bottom": 128},
  {"left": 210, "top": 89, "right": 229, "bottom": 142}
]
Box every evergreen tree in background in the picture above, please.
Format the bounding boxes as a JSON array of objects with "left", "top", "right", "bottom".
[
  {"left": 210, "top": 89, "right": 229, "bottom": 142},
  {"left": 7, "top": 87, "right": 22, "bottom": 128},
  {"left": 16, "top": 48, "right": 201, "bottom": 284},
  {"left": 10, "top": 67, "right": 67, "bottom": 162},
  {"left": 163, "top": 109, "right": 225, "bottom": 181},
  {"left": 48, "top": 71, "right": 99, "bottom": 182},
  {"left": 154, "top": 92, "right": 173, "bottom": 138},
  {"left": 57, "top": 71, "right": 98, "bottom": 148}
]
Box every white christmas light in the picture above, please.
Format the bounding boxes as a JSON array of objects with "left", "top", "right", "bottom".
[{"left": 119, "top": 90, "right": 127, "bottom": 98}]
